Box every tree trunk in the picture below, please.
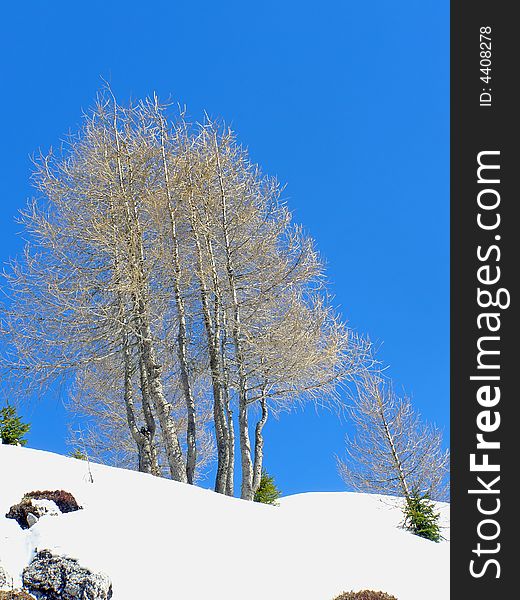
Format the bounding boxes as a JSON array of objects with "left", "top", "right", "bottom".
[
  {"left": 112, "top": 103, "right": 187, "bottom": 484},
  {"left": 221, "top": 313, "right": 235, "bottom": 496},
  {"left": 212, "top": 380, "right": 230, "bottom": 494},
  {"left": 225, "top": 395, "right": 235, "bottom": 496},
  {"left": 377, "top": 393, "right": 411, "bottom": 501},
  {"left": 139, "top": 359, "right": 160, "bottom": 476},
  {"left": 106, "top": 169, "right": 159, "bottom": 477},
  {"left": 157, "top": 113, "right": 197, "bottom": 484},
  {"left": 122, "top": 326, "right": 155, "bottom": 474},
  {"left": 252, "top": 394, "right": 268, "bottom": 494},
  {"left": 182, "top": 156, "right": 230, "bottom": 494},
  {"left": 137, "top": 313, "right": 187, "bottom": 482},
  {"left": 213, "top": 136, "right": 253, "bottom": 500}
]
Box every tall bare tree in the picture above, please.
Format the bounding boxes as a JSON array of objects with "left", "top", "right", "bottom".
[
  {"left": 1, "top": 95, "right": 187, "bottom": 481},
  {"left": 337, "top": 370, "right": 450, "bottom": 502}
]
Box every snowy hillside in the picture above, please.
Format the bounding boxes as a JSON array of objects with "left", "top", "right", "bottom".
[{"left": 0, "top": 445, "right": 450, "bottom": 599}]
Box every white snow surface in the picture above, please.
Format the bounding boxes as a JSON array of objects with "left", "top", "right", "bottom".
[{"left": 0, "top": 445, "right": 450, "bottom": 599}]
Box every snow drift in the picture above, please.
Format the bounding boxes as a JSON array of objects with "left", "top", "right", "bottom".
[{"left": 0, "top": 445, "right": 449, "bottom": 599}]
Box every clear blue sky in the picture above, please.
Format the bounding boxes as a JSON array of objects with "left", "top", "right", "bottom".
[{"left": 0, "top": 1, "right": 449, "bottom": 495}]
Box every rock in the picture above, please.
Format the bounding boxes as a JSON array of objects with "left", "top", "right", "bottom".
[
  {"left": 26, "top": 513, "right": 39, "bottom": 528},
  {"left": 0, "top": 590, "right": 37, "bottom": 599},
  {"left": 23, "top": 551, "right": 112, "bottom": 600},
  {"left": 24, "top": 491, "right": 81, "bottom": 515},
  {"left": 6, "top": 490, "right": 81, "bottom": 530},
  {"left": 5, "top": 498, "right": 33, "bottom": 529},
  {"left": 6, "top": 498, "right": 61, "bottom": 529},
  {"left": 0, "top": 563, "right": 14, "bottom": 590}
]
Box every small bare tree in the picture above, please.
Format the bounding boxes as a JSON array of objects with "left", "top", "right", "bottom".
[
  {"left": 245, "top": 291, "right": 374, "bottom": 499},
  {"left": 337, "top": 371, "right": 449, "bottom": 503}
]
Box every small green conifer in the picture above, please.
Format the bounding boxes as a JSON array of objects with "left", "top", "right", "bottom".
[
  {"left": 0, "top": 405, "right": 31, "bottom": 446},
  {"left": 254, "top": 469, "right": 282, "bottom": 506},
  {"left": 402, "top": 491, "right": 442, "bottom": 542}
]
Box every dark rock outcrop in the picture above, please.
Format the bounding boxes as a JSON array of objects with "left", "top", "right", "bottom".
[
  {"left": 24, "top": 491, "right": 81, "bottom": 514},
  {"left": 5, "top": 498, "right": 40, "bottom": 530},
  {"left": 22, "top": 551, "right": 112, "bottom": 600},
  {"left": 6, "top": 499, "right": 59, "bottom": 530},
  {"left": 6, "top": 491, "right": 81, "bottom": 529}
]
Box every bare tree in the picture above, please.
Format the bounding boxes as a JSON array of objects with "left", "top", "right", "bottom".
[
  {"left": 0, "top": 95, "right": 188, "bottom": 481},
  {"left": 1, "top": 90, "right": 373, "bottom": 500},
  {"left": 178, "top": 119, "right": 374, "bottom": 499},
  {"left": 337, "top": 370, "right": 450, "bottom": 502},
  {"left": 245, "top": 292, "right": 373, "bottom": 498}
]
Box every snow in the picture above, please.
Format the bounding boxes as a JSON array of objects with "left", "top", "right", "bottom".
[{"left": 0, "top": 445, "right": 450, "bottom": 599}]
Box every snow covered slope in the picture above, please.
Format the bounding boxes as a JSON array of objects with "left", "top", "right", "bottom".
[{"left": 0, "top": 445, "right": 449, "bottom": 599}]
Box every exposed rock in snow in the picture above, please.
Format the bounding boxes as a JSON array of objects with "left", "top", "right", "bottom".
[
  {"left": 0, "top": 562, "right": 14, "bottom": 590},
  {"left": 6, "top": 498, "right": 61, "bottom": 530},
  {"left": 24, "top": 491, "right": 81, "bottom": 515},
  {"left": 26, "top": 513, "right": 38, "bottom": 529},
  {"left": 6, "top": 499, "right": 40, "bottom": 530},
  {"left": 22, "top": 550, "right": 113, "bottom": 600}
]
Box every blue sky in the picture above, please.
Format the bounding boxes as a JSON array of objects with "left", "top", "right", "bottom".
[{"left": 0, "top": 1, "right": 449, "bottom": 495}]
